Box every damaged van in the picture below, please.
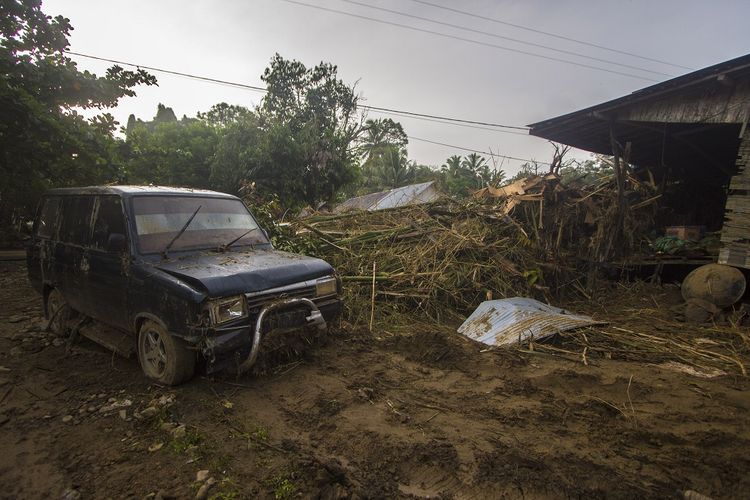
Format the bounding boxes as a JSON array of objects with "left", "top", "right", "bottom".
[{"left": 26, "top": 186, "right": 341, "bottom": 385}]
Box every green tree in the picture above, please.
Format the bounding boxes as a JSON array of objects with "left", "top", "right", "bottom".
[
  {"left": 357, "top": 118, "right": 408, "bottom": 191},
  {"left": 375, "top": 146, "right": 411, "bottom": 189},
  {"left": 485, "top": 165, "right": 507, "bottom": 186},
  {"left": 210, "top": 112, "right": 269, "bottom": 195},
  {"left": 444, "top": 155, "right": 462, "bottom": 175},
  {"left": 197, "top": 102, "right": 252, "bottom": 128},
  {"left": 439, "top": 154, "right": 484, "bottom": 197},
  {"left": 359, "top": 118, "right": 407, "bottom": 161},
  {"left": 559, "top": 156, "right": 613, "bottom": 185},
  {"left": 462, "top": 153, "right": 490, "bottom": 188},
  {"left": 409, "top": 162, "right": 441, "bottom": 185},
  {"left": 244, "top": 54, "right": 362, "bottom": 206},
  {"left": 0, "top": 0, "right": 155, "bottom": 225},
  {"left": 125, "top": 107, "right": 219, "bottom": 188}
]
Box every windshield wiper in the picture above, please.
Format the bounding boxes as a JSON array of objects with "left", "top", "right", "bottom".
[
  {"left": 219, "top": 227, "right": 258, "bottom": 252},
  {"left": 162, "top": 205, "right": 201, "bottom": 259}
]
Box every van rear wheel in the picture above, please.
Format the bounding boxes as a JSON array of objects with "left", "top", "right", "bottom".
[{"left": 137, "top": 320, "right": 195, "bottom": 385}]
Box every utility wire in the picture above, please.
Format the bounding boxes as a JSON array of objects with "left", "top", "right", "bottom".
[
  {"left": 67, "top": 51, "right": 530, "bottom": 131},
  {"left": 361, "top": 104, "right": 528, "bottom": 130},
  {"left": 407, "top": 0, "right": 693, "bottom": 71},
  {"left": 66, "top": 52, "right": 269, "bottom": 93},
  {"left": 277, "top": 0, "right": 659, "bottom": 82},
  {"left": 67, "top": 51, "right": 545, "bottom": 165},
  {"left": 367, "top": 108, "right": 529, "bottom": 135},
  {"left": 408, "top": 135, "right": 549, "bottom": 165},
  {"left": 339, "top": 0, "right": 672, "bottom": 77}
]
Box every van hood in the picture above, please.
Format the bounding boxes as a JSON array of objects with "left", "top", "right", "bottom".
[{"left": 153, "top": 249, "right": 334, "bottom": 297}]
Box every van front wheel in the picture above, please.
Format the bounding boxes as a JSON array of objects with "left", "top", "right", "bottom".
[{"left": 137, "top": 320, "right": 195, "bottom": 385}]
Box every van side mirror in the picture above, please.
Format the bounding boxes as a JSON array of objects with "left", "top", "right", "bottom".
[{"left": 107, "top": 233, "right": 127, "bottom": 253}]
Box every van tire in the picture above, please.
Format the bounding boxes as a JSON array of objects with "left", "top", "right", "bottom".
[{"left": 137, "top": 320, "right": 195, "bottom": 385}]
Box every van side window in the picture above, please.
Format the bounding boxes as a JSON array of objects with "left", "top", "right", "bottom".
[
  {"left": 92, "top": 196, "right": 126, "bottom": 251},
  {"left": 36, "top": 197, "right": 61, "bottom": 239},
  {"left": 59, "top": 196, "right": 94, "bottom": 246}
]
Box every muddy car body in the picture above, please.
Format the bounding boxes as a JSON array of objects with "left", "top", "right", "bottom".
[{"left": 26, "top": 186, "right": 341, "bottom": 385}]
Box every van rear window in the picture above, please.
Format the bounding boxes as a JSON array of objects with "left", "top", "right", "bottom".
[
  {"left": 131, "top": 196, "right": 267, "bottom": 254},
  {"left": 59, "top": 197, "right": 94, "bottom": 246},
  {"left": 36, "top": 197, "right": 60, "bottom": 239}
]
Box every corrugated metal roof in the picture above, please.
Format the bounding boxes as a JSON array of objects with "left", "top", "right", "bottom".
[
  {"left": 458, "top": 297, "right": 603, "bottom": 347},
  {"left": 335, "top": 190, "right": 387, "bottom": 212},
  {"left": 526, "top": 54, "right": 750, "bottom": 168},
  {"left": 335, "top": 181, "right": 440, "bottom": 213}
]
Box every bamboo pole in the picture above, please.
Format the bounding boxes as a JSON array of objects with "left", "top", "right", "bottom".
[{"left": 369, "top": 261, "right": 376, "bottom": 332}]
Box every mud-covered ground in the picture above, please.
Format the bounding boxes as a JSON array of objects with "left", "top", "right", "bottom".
[{"left": 1, "top": 260, "right": 749, "bottom": 499}]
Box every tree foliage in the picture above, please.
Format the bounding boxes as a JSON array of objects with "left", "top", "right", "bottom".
[
  {"left": 355, "top": 118, "right": 411, "bottom": 192},
  {"left": 438, "top": 153, "right": 504, "bottom": 197},
  {"left": 197, "top": 102, "right": 253, "bottom": 128},
  {"left": 251, "top": 54, "right": 362, "bottom": 206},
  {"left": 2, "top": 2, "right": 541, "bottom": 228},
  {"left": 125, "top": 107, "right": 218, "bottom": 188},
  {"left": 0, "top": 0, "right": 155, "bottom": 225}
]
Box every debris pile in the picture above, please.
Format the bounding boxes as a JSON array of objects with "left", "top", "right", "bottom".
[
  {"left": 474, "top": 171, "right": 661, "bottom": 265},
  {"left": 294, "top": 200, "right": 553, "bottom": 322},
  {"left": 544, "top": 281, "right": 750, "bottom": 376},
  {"left": 292, "top": 172, "right": 665, "bottom": 322}
]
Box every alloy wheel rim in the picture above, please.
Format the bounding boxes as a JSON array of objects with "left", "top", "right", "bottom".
[{"left": 143, "top": 330, "right": 167, "bottom": 376}]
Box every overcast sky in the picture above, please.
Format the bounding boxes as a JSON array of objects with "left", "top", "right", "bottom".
[{"left": 46, "top": 0, "right": 750, "bottom": 176}]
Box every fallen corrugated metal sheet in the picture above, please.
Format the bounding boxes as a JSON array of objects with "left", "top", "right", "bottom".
[
  {"left": 458, "top": 297, "right": 603, "bottom": 347},
  {"left": 335, "top": 181, "right": 441, "bottom": 213},
  {"left": 371, "top": 181, "right": 440, "bottom": 210}
]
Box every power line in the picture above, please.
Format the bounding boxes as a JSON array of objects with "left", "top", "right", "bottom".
[
  {"left": 339, "top": 0, "right": 672, "bottom": 77},
  {"left": 67, "top": 51, "right": 547, "bottom": 164},
  {"left": 366, "top": 108, "right": 529, "bottom": 135},
  {"left": 277, "top": 0, "right": 659, "bottom": 82},
  {"left": 361, "top": 105, "right": 528, "bottom": 131},
  {"left": 408, "top": 135, "right": 549, "bottom": 165},
  {"left": 67, "top": 51, "right": 530, "bottom": 131},
  {"left": 66, "top": 52, "right": 269, "bottom": 93},
  {"left": 407, "top": 0, "right": 693, "bottom": 71}
]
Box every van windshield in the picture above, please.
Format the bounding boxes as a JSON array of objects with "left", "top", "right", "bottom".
[{"left": 132, "top": 196, "right": 268, "bottom": 254}]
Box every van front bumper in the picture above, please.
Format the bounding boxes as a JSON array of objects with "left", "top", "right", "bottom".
[{"left": 199, "top": 297, "right": 341, "bottom": 374}]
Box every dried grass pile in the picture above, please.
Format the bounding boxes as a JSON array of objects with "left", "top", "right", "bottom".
[
  {"left": 545, "top": 282, "right": 750, "bottom": 376},
  {"left": 293, "top": 201, "right": 556, "bottom": 323}
]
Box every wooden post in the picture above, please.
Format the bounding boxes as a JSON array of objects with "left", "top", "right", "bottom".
[{"left": 610, "top": 127, "right": 626, "bottom": 212}]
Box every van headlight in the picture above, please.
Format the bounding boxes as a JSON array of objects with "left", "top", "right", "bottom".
[
  {"left": 208, "top": 295, "right": 247, "bottom": 324},
  {"left": 316, "top": 276, "right": 338, "bottom": 297}
]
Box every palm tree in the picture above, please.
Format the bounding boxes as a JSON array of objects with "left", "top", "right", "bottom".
[
  {"left": 462, "top": 153, "right": 489, "bottom": 188},
  {"left": 441, "top": 155, "right": 463, "bottom": 177},
  {"left": 488, "top": 168, "right": 507, "bottom": 186},
  {"left": 359, "top": 118, "right": 407, "bottom": 163},
  {"left": 360, "top": 119, "right": 386, "bottom": 162},
  {"left": 378, "top": 146, "right": 411, "bottom": 189},
  {"left": 461, "top": 153, "right": 487, "bottom": 173}
]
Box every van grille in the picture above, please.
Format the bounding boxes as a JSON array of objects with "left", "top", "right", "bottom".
[{"left": 245, "top": 285, "right": 316, "bottom": 312}]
